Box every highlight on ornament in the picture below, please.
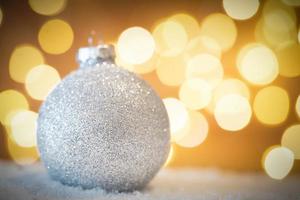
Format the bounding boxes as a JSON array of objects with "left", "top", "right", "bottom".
[{"left": 0, "top": 0, "right": 300, "bottom": 199}]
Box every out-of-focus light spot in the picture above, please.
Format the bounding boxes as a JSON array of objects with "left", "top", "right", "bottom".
[
  {"left": 176, "top": 110, "right": 209, "bottom": 148},
  {"left": 296, "top": 95, "right": 300, "bottom": 118},
  {"left": 263, "top": 0, "right": 296, "bottom": 23},
  {"left": 298, "top": 28, "right": 300, "bottom": 43},
  {"left": 179, "top": 78, "right": 212, "bottom": 110},
  {"left": 38, "top": 19, "right": 74, "bottom": 54},
  {"left": 9, "top": 110, "right": 38, "bottom": 148},
  {"left": 163, "top": 98, "right": 189, "bottom": 141},
  {"left": 200, "top": 13, "right": 237, "bottom": 51},
  {"left": 169, "top": 13, "right": 200, "bottom": 40},
  {"left": 117, "top": 27, "right": 155, "bottom": 65},
  {"left": 25, "top": 64, "right": 61, "bottom": 100},
  {"left": 254, "top": 86, "right": 289, "bottom": 125},
  {"left": 263, "top": 146, "right": 294, "bottom": 180},
  {"left": 237, "top": 43, "right": 278, "bottom": 85},
  {"left": 207, "top": 78, "right": 250, "bottom": 113},
  {"left": 7, "top": 136, "right": 39, "bottom": 165},
  {"left": 184, "top": 36, "right": 222, "bottom": 60},
  {"left": 0, "top": 7, "right": 3, "bottom": 26},
  {"left": 156, "top": 55, "right": 186, "bottom": 86},
  {"left": 152, "top": 20, "right": 188, "bottom": 57},
  {"left": 186, "top": 54, "right": 223, "bottom": 88},
  {"left": 9, "top": 45, "right": 44, "bottom": 83},
  {"left": 214, "top": 94, "right": 252, "bottom": 131},
  {"left": 261, "top": 0, "right": 297, "bottom": 48},
  {"left": 282, "top": 0, "right": 300, "bottom": 6},
  {"left": 29, "top": 0, "right": 67, "bottom": 16},
  {"left": 276, "top": 41, "right": 300, "bottom": 78},
  {"left": 282, "top": 124, "right": 300, "bottom": 159},
  {"left": 0, "top": 90, "right": 29, "bottom": 125},
  {"left": 116, "top": 51, "right": 158, "bottom": 74},
  {"left": 164, "top": 145, "right": 174, "bottom": 167},
  {"left": 223, "top": 0, "right": 259, "bottom": 20}
]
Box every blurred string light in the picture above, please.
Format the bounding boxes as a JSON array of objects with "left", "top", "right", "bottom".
[
  {"left": 214, "top": 94, "right": 252, "bottom": 131},
  {"left": 263, "top": 146, "right": 294, "bottom": 180},
  {"left": 156, "top": 55, "right": 186, "bottom": 86},
  {"left": 176, "top": 110, "right": 208, "bottom": 148},
  {"left": 38, "top": 19, "right": 74, "bottom": 54},
  {"left": 117, "top": 27, "right": 155, "bottom": 65},
  {"left": 9, "top": 110, "right": 38, "bottom": 148},
  {"left": 281, "top": 124, "right": 300, "bottom": 159},
  {"left": 25, "top": 64, "right": 61, "bottom": 101},
  {"left": 237, "top": 43, "right": 278, "bottom": 85},
  {"left": 276, "top": 41, "right": 300, "bottom": 77},
  {"left": 9, "top": 45, "right": 44, "bottom": 83},
  {"left": 200, "top": 13, "right": 237, "bottom": 51},
  {"left": 256, "top": 0, "right": 297, "bottom": 48},
  {"left": 179, "top": 78, "right": 212, "bottom": 110},
  {"left": 186, "top": 53, "right": 223, "bottom": 88},
  {"left": 29, "top": 0, "right": 67, "bottom": 16},
  {"left": 169, "top": 13, "right": 200, "bottom": 40},
  {"left": 184, "top": 35, "right": 222, "bottom": 60},
  {"left": 223, "top": 0, "right": 259, "bottom": 20},
  {"left": 7, "top": 136, "right": 39, "bottom": 165},
  {"left": 207, "top": 78, "right": 250, "bottom": 113},
  {"left": 164, "top": 145, "right": 174, "bottom": 167},
  {"left": 296, "top": 95, "right": 300, "bottom": 118},
  {"left": 163, "top": 98, "right": 189, "bottom": 142},
  {"left": 253, "top": 86, "right": 289, "bottom": 125},
  {"left": 152, "top": 20, "right": 188, "bottom": 57},
  {"left": 0, "top": 90, "right": 29, "bottom": 126}
]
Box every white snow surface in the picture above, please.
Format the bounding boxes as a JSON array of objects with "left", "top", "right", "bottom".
[{"left": 0, "top": 161, "right": 299, "bottom": 200}]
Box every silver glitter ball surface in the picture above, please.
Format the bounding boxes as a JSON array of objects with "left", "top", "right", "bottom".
[{"left": 37, "top": 63, "right": 170, "bottom": 191}]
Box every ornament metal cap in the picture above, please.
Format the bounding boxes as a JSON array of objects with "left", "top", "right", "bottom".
[{"left": 76, "top": 35, "right": 116, "bottom": 68}]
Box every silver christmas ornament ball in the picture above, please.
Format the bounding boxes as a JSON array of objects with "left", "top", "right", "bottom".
[{"left": 37, "top": 44, "right": 170, "bottom": 191}]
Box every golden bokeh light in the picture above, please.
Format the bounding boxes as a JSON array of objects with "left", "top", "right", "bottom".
[
  {"left": 29, "top": 0, "right": 67, "bottom": 16},
  {"left": 276, "top": 41, "right": 300, "bottom": 78},
  {"left": 156, "top": 55, "right": 186, "bottom": 86},
  {"left": 186, "top": 53, "right": 223, "bottom": 88},
  {"left": 207, "top": 78, "right": 250, "bottom": 113},
  {"left": 200, "top": 13, "right": 237, "bottom": 51},
  {"left": 9, "top": 45, "right": 45, "bottom": 83},
  {"left": 117, "top": 26, "right": 155, "bottom": 65},
  {"left": 254, "top": 86, "right": 289, "bottom": 125},
  {"left": 260, "top": 0, "right": 297, "bottom": 48},
  {"left": 7, "top": 136, "right": 39, "bottom": 166},
  {"left": 0, "top": 7, "right": 3, "bottom": 26},
  {"left": 296, "top": 95, "right": 300, "bottom": 119},
  {"left": 214, "top": 94, "right": 252, "bottom": 131},
  {"left": 116, "top": 51, "right": 158, "bottom": 74},
  {"left": 163, "top": 98, "right": 189, "bottom": 141},
  {"left": 184, "top": 35, "right": 222, "bottom": 60},
  {"left": 152, "top": 20, "right": 188, "bottom": 57},
  {"left": 179, "top": 78, "right": 212, "bottom": 110},
  {"left": 0, "top": 90, "right": 29, "bottom": 125},
  {"left": 281, "top": 124, "right": 300, "bottom": 159},
  {"left": 169, "top": 13, "right": 200, "bottom": 40},
  {"left": 164, "top": 145, "right": 174, "bottom": 167},
  {"left": 176, "top": 110, "right": 209, "bottom": 148},
  {"left": 9, "top": 110, "right": 38, "bottom": 148},
  {"left": 237, "top": 43, "right": 278, "bottom": 85},
  {"left": 282, "top": 0, "right": 300, "bottom": 6},
  {"left": 38, "top": 19, "right": 74, "bottom": 54},
  {"left": 223, "top": 0, "right": 259, "bottom": 20},
  {"left": 25, "top": 64, "right": 61, "bottom": 100},
  {"left": 263, "top": 146, "right": 294, "bottom": 180}
]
